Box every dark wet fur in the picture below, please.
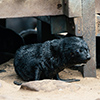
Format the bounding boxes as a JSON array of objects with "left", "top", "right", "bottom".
[{"left": 14, "top": 37, "right": 91, "bottom": 81}]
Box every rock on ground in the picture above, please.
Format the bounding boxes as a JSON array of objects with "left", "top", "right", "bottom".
[{"left": 20, "top": 79, "right": 81, "bottom": 92}]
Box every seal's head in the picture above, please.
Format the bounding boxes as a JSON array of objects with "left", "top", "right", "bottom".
[{"left": 63, "top": 37, "right": 91, "bottom": 65}]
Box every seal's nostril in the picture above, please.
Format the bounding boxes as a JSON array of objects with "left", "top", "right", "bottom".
[
  {"left": 87, "top": 54, "right": 91, "bottom": 60},
  {"left": 87, "top": 57, "right": 91, "bottom": 60}
]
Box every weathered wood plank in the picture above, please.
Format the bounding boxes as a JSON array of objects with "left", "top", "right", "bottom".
[
  {"left": 0, "top": 0, "right": 63, "bottom": 18},
  {"left": 96, "top": 15, "right": 100, "bottom": 36},
  {"left": 74, "top": 17, "right": 83, "bottom": 36},
  {"left": 67, "top": 17, "right": 83, "bottom": 36},
  {"left": 95, "top": 0, "right": 100, "bottom": 14},
  {"left": 82, "top": 0, "right": 96, "bottom": 77},
  {"left": 0, "top": 0, "right": 82, "bottom": 18},
  {"left": 63, "top": 0, "right": 82, "bottom": 17},
  {"left": 67, "top": 18, "right": 75, "bottom": 35}
]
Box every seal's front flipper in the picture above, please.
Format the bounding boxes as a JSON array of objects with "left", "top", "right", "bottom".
[
  {"left": 59, "top": 78, "right": 80, "bottom": 82},
  {"left": 13, "top": 81, "right": 22, "bottom": 85},
  {"left": 34, "top": 67, "right": 42, "bottom": 80},
  {"left": 56, "top": 74, "right": 80, "bottom": 82},
  {"left": 0, "top": 70, "right": 6, "bottom": 73}
]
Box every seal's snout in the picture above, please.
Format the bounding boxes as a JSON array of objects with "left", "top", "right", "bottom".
[{"left": 87, "top": 54, "right": 91, "bottom": 60}]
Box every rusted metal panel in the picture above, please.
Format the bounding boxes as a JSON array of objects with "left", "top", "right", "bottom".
[
  {"left": 51, "top": 16, "right": 67, "bottom": 34},
  {"left": 63, "top": 0, "right": 82, "bottom": 17},
  {"left": 38, "top": 16, "right": 67, "bottom": 34},
  {"left": 95, "top": 0, "right": 100, "bottom": 14},
  {"left": 0, "top": 0, "right": 63, "bottom": 18},
  {"left": 82, "top": 0, "right": 96, "bottom": 77},
  {"left": 37, "top": 16, "right": 51, "bottom": 24},
  {"left": 37, "top": 20, "right": 51, "bottom": 42},
  {"left": 67, "top": 18, "right": 75, "bottom": 35}
]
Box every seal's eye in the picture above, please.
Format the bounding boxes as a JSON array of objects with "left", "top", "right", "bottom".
[
  {"left": 76, "top": 49, "right": 79, "bottom": 53},
  {"left": 79, "top": 49, "right": 82, "bottom": 52},
  {"left": 67, "top": 48, "right": 70, "bottom": 50},
  {"left": 70, "top": 52, "right": 74, "bottom": 57},
  {"left": 85, "top": 48, "right": 89, "bottom": 52}
]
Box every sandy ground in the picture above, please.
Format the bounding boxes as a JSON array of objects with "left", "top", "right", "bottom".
[{"left": 0, "top": 59, "right": 100, "bottom": 100}]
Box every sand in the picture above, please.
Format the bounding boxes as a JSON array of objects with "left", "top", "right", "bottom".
[{"left": 0, "top": 59, "right": 100, "bottom": 100}]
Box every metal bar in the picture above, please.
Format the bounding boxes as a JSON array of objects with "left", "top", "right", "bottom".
[{"left": 37, "top": 20, "right": 51, "bottom": 42}]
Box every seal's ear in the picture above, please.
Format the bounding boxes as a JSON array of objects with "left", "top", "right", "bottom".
[
  {"left": 50, "top": 39, "right": 61, "bottom": 57},
  {"left": 50, "top": 40, "right": 59, "bottom": 51}
]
